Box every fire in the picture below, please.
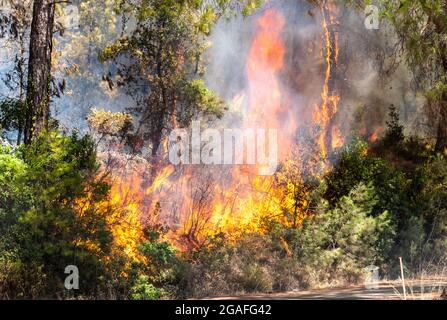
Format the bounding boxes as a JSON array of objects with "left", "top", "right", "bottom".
[
  {"left": 106, "top": 175, "right": 145, "bottom": 262},
  {"left": 246, "top": 8, "right": 298, "bottom": 162},
  {"left": 75, "top": 172, "right": 146, "bottom": 264},
  {"left": 370, "top": 126, "right": 383, "bottom": 143},
  {"left": 214, "top": 9, "right": 290, "bottom": 235},
  {"left": 247, "top": 10, "right": 285, "bottom": 125},
  {"left": 147, "top": 165, "right": 175, "bottom": 193},
  {"left": 148, "top": 9, "right": 289, "bottom": 245},
  {"left": 332, "top": 125, "right": 344, "bottom": 150},
  {"left": 314, "top": 3, "right": 341, "bottom": 159},
  {"left": 101, "top": 3, "right": 350, "bottom": 253}
]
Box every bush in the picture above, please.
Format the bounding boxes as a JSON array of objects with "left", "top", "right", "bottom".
[
  {"left": 1, "top": 128, "right": 445, "bottom": 299},
  {"left": 130, "top": 276, "right": 165, "bottom": 300},
  {"left": 325, "top": 140, "right": 412, "bottom": 222},
  {"left": 405, "top": 156, "right": 447, "bottom": 274},
  {"left": 234, "top": 263, "right": 273, "bottom": 293},
  {"left": 135, "top": 228, "right": 182, "bottom": 298},
  {"left": 294, "top": 183, "right": 396, "bottom": 286},
  {"left": 178, "top": 182, "right": 398, "bottom": 296},
  {"left": 179, "top": 233, "right": 305, "bottom": 298},
  {"left": 0, "top": 131, "right": 115, "bottom": 298}
]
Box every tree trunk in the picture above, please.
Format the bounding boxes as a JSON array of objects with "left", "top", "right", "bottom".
[
  {"left": 24, "top": 0, "right": 55, "bottom": 145},
  {"left": 434, "top": 10, "right": 447, "bottom": 153}
]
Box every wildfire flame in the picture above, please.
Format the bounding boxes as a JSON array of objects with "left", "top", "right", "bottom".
[
  {"left": 314, "top": 3, "right": 342, "bottom": 159},
  {"left": 370, "top": 126, "right": 383, "bottom": 143},
  {"left": 247, "top": 9, "right": 285, "bottom": 121},
  {"left": 102, "top": 3, "right": 349, "bottom": 253}
]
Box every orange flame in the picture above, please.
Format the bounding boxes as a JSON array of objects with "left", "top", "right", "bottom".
[
  {"left": 314, "top": 3, "right": 341, "bottom": 159},
  {"left": 370, "top": 126, "right": 383, "bottom": 143},
  {"left": 103, "top": 5, "right": 349, "bottom": 253},
  {"left": 247, "top": 10, "right": 285, "bottom": 125}
]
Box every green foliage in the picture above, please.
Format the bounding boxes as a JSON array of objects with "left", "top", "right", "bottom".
[
  {"left": 130, "top": 275, "right": 164, "bottom": 300},
  {"left": 99, "top": 0, "right": 261, "bottom": 154},
  {"left": 295, "top": 184, "right": 396, "bottom": 284},
  {"left": 181, "top": 79, "right": 226, "bottom": 119},
  {"left": 378, "top": 0, "right": 447, "bottom": 151},
  {"left": 140, "top": 241, "right": 176, "bottom": 268},
  {"left": 426, "top": 81, "right": 447, "bottom": 104},
  {"left": 0, "top": 130, "right": 114, "bottom": 298},
  {"left": 383, "top": 105, "right": 405, "bottom": 147},
  {"left": 324, "top": 140, "right": 411, "bottom": 222},
  {"left": 132, "top": 226, "right": 184, "bottom": 298},
  {"left": 324, "top": 127, "right": 447, "bottom": 276},
  {"left": 138, "top": 239, "right": 178, "bottom": 286},
  {"left": 379, "top": 0, "right": 447, "bottom": 77},
  {"left": 0, "top": 99, "right": 26, "bottom": 138},
  {"left": 411, "top": 157, "right": 447, "bottom": 267},
  {"left": 0, "top": 146, "right": 27, "bottom": 204}
]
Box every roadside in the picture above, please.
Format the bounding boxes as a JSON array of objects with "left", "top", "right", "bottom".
[{"left": 207, "top": 280, "right": 447, "bottom": 300}]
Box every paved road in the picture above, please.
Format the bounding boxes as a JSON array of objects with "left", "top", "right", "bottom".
[{"left": 210, "top": 281, "right": 446, "bottom": 300}]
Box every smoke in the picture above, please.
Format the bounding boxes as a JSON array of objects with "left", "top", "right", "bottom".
[
  {"left": 0, "top": 0, "right": 427, "bottom": 242},
  {"left": 205, "top": 2, "right": 323, "bottom": 131},
  {"left": 204, "top": 0, "right": 425, "bottom": 151},
  {"left": 52, "top": 0, "right": 136, "bottom": 134},
  {"left": 0, "top": 0, "right": 425, "bottom": 143},
  {"left": 335, "top": 6, "right": 425, "bottom": 138}
]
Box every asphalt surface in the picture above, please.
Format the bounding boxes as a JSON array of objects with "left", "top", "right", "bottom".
[{"left": 209, "top": 281, "right": 447, "bottom": 300}]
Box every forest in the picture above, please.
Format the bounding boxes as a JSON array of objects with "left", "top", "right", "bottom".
[{"left": 0, "top": 0, "right": 446, "bottom": 300}]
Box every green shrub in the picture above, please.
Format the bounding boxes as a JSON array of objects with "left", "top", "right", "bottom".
[
  {"left": 130, "top": 275, "right": 165, "bottom": 300},
  {"left": 0, "top": 131, "right": 115, "bottom": 298},
  {"left": 295, "top": 183, "right": 396, "bottom": 286},
  {"left": 234, "top": 263, "right": 272, "bottom": 293}
]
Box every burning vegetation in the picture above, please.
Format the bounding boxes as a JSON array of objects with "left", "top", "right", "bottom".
[
  {"left": 1, "top": 0, "right": 447, "bottom": 300},
  {"left": 95, "top": 3, "right": 348, "bottom": 253}
]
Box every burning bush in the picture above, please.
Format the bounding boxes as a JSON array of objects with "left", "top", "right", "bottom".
[{"left": 178, "top": 182, "right": 396, "bottom": 297}]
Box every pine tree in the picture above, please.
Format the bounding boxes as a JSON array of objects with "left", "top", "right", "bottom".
[{"left": 384, "top": 105, "right": 404, "bottom": 146}]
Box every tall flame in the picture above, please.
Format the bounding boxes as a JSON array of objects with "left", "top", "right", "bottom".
[
  {"left": 102, "top": 4, "right": 348, "bottom": 253},
  {"left": 314, "top": 3, "right": 342, "bottom": 159},
  {"left": 247, "top": 9, "right": 285, "bottom": 123}
]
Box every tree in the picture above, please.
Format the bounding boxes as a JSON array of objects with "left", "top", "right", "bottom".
[
  {"left": 0, "top": 131, "right": 118, "bottom": 298},
  {"left": 274, "top": 143, "right": 322, "bottom": 229},
  {"left": 324, "top": 140, "right": 412, "bottom": 224},
  {"left": 24, "top": 0, "right": 56, "bottom": 144},
  {"left": 296, "top": 183, "right": 396, "bottom": 284},
  {"left": 379, "top": 0, "right": 447, "bottom": 152},
  {"left": 384, "top": 105, "right": 404, "bottom": 146},
  {"left": 0, "top": 0, "right": 32, "bottom": 144},
  {"left": 99, "top": 0, "right": 261, "bottom": 158},
  {"left": 55, "top": 0, "right": 125, "bottom": 132}
]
